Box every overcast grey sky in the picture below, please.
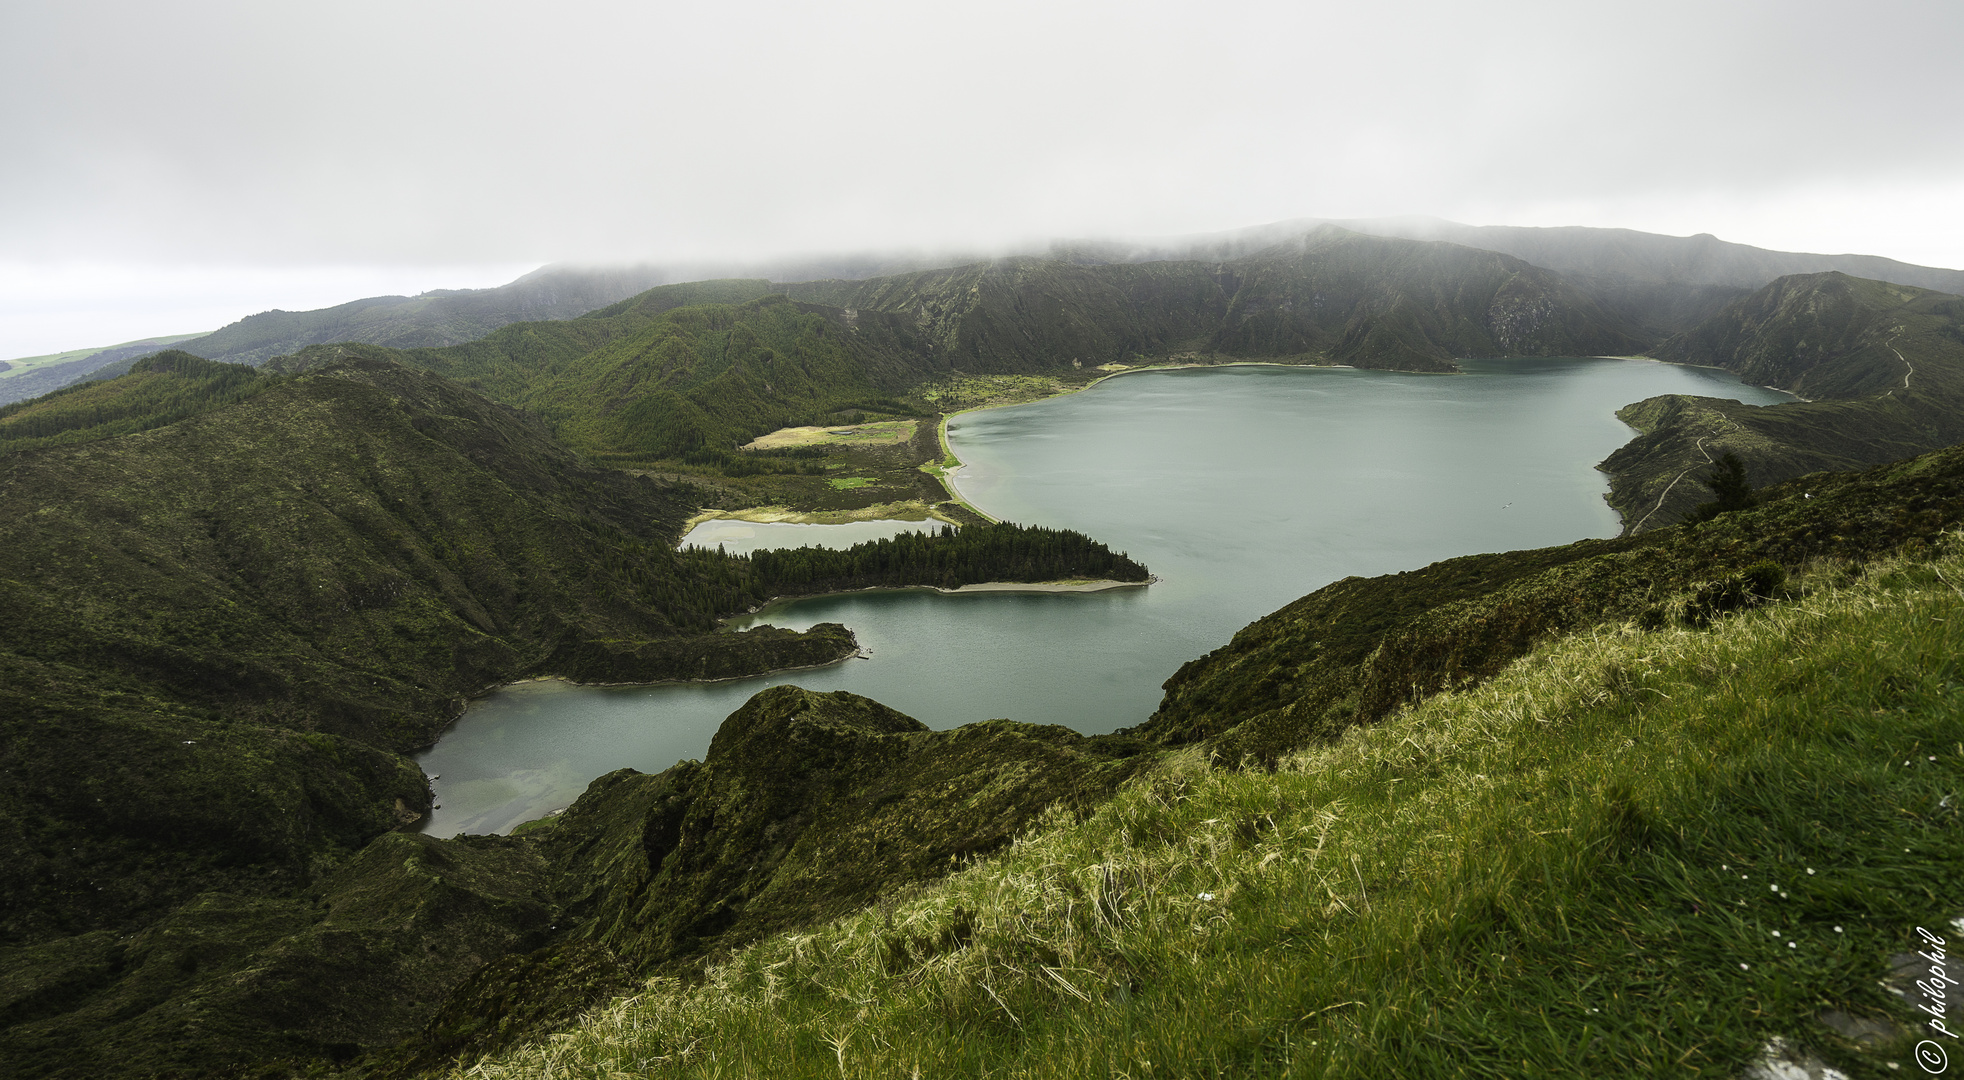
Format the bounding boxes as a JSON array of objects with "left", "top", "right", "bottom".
[{"left": 3, "top": 0, "right": 1961, "bottom": 358}]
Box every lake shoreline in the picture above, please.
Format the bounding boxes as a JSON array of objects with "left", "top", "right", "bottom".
[
  {"left": 725, "top": 575, "right": 1157, "bottom": 626},
  {"left": 937, "top": 359, "right": 1362, "bottom": 508},
  {"left": 683, "top": 500, "right": 962, "bottom": 530},
  {"left": 443, "top": 575, "right": 1157, "bottom": 704}
]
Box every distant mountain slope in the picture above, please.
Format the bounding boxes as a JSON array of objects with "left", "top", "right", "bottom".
[
  {"left": 1064, "top": 217, "right": 1964, "bottom": 336},
  {"left": 16, "top": 219, "right": 1961, "bottom": 408},
  {"left": 0, "top": 333, "right": 212, "bottom": 407},
  {"left": 162, "top": 263, "right": 686, "bottom": 367},
  {"left": 310, "top": 231, "right": 1646, "bottom": 470},
  {"left": 132, "top": 257, "right": 994, "bottom": 373},
  {"left": 1599, "top": 271, "right": 1964, "bottom": 527},
  {"left": 784, "top": 226, "right": 1648, "bottom": 373},
  {"left": 1079, "top": 217, "right": 1964, "bottom": 296},
  {"left": 1350, "top": 219, "right": 1964, "bottom": 294},
  {"left": 1648, "top": 271, "right": 1964, "bottom": 398},
  {"left": 310, "top": 283, "right": 927, "bottom": 460}
]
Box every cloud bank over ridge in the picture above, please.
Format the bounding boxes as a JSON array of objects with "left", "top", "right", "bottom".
[{"left": 2, "top": 0, "right": 1960, "bottom": 356}]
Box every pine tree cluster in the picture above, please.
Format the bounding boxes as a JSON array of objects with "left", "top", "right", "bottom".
[{"left": 744, "top": 523, "right": 1148, "bottom": 595}]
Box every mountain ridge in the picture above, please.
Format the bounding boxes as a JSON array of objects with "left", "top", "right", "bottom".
[{"left": 14, "top": 217, "right": 1961, "bottom": 408}]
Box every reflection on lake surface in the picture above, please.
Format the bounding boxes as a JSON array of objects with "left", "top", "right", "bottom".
[{"left": 417, "top": 359, "right": 1793, "bottom": 835}]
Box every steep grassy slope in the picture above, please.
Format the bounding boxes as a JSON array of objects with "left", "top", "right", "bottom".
[
  {"left": 509, "top": 295, "right": 930, "bottom": 460},
  {"left": 786, "top": 226, "right": 1647, "bottom": 374},
  {"left": 434, "top": 517, "right": 1964, "bottom": 1080},
  {"left": 1651, "top": 272, "right": 1964, "bottom": 400},
  {"left": 295, "top": 289, "right": 929, "bottom": 465},
  {"left": 1602, "top": 272, "right": 1964, "bottom": 528},
  {"left": 0, "top": 687, "right": 1150, "bottom": 1079}
]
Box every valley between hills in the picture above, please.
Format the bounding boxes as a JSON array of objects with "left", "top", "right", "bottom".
[{"left": 2, "top": 222, "right": 1962, "bottom": 1078}]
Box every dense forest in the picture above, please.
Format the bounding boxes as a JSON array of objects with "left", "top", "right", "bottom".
[
  {"left": 745, "top": 523, "right": 1148, "bottom": 594},
  {"left": 0, "top": 351, "right": 269, "bottom": 452},
  {"left": 590, "top": 523, "right": 1144, "bottom": 625}
]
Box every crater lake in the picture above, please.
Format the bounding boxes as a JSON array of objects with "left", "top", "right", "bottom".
[{"left": 416, "top": 359, "right": 1793, "bottom": 834}]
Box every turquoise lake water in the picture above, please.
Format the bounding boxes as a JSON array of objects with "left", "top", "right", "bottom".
[{"left": 415, "top": 359, "right": 1792, "bottom": 835}]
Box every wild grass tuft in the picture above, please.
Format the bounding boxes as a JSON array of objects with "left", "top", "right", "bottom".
[{"left": 452, "top": 539, "right": 1964, "bottom": 1079}]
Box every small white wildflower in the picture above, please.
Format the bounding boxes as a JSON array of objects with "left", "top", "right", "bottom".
[
  {"left": 1806, "top": 868, "right": 1815, "bottom": 875},
  {"left": 1834, "top": 926, "right": 1844, "bottom": 933},
  {"left": 1197, "top": 892, "right": 1214, "bottom": 901},
  {"left": 1771, "top": 930, "right": 1781, "bottom": 937},
  {"left": 1931, "top": 756, "right": 1938, "bottom": 761},
  {"left": 1771, "top": 884, "right": 1779, "bottom": 893},
  {"left": 1740, "top": 963, "right": 1750, "bottom": 969},
  {"left": 1789, "top": 942, "right": 1797, "bottom": 949}
]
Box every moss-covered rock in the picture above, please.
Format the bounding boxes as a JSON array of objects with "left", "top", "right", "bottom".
[{"left": 543, "top": 687, "right": 1149, "bottom": 971}]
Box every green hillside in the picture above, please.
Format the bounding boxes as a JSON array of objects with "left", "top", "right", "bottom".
[
  {"left": 1603, "top": 272, "right": 1964, "bottom": 528},
  {"left": 0, "top": 351, "right": 269, "bottom": 452},
  {"left": 281, "top": 287, "right": 924, "bottom": 461},
  {"left": 0, "top": 353, "right": 1147, "bottom": 1079},
  {"left": 0, "top": 356, "right": 848, "bottom": 931},
  {"left": 158, "top": 265, "right": 692, "bottom": 368}
]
